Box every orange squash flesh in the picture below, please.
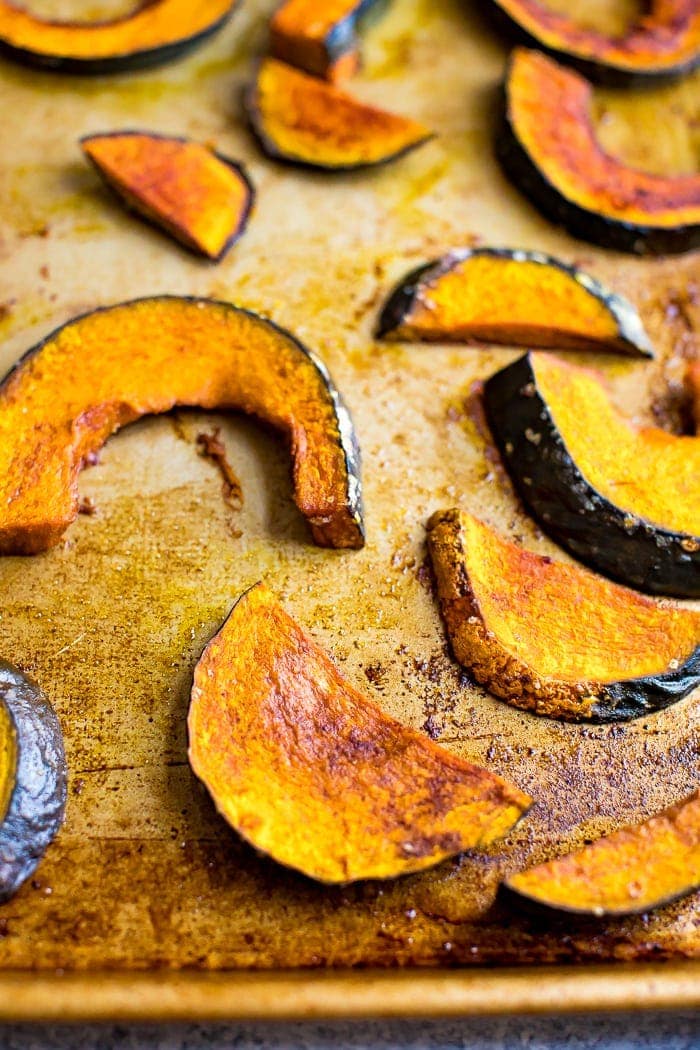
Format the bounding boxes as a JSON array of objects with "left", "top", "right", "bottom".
[
  {"left": 487, "top": 0, "right": 700, "bottom": 84},
  {"left": 0, "top": 0, "right": 238, "bottom": 73},
  {"left": 246, "top": 58, "right": 432, "bottom": 170},
  {"left": 688, "top": 361, "right": 700, "bottom": 433},
  {"left": 270, "top": 0, "right": 381, "bottom": 81},
  {"left": 505, "top": 790, "right": 700, "bottom": 916},
  {"left": 498, "top": 49, "right": 700, "bottom": 254},
  {"left": 0, "top": 297, "right": 364, "bottom": 554},
  {"left": 427, "top": 509, "right": 700, "bottom": 722},
  {"left": 377, "top": 248, "right": 653, "bottom": 356},
  {"left": 188, "top": 583, "right": 531, "bottom": 884},
  {"left": 82, "top": 133, "right": 254, "bottom": 261}
]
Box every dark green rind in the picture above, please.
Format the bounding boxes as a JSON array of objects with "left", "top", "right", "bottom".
[
  {"left": 0, "top": 3, "right": 239, "bottom": 75},
  {"left": 590, "top": 645, "right": 700, "bottom": 723},
  {"left": 0, "top": 662, "right": 66, "bottom": 903},
  {"left": 483, "top": 0, "right": 700, "bottom": 87},
  {"left": 322, "top": 0, "right": 388, "bottom": 69},
  {"left": 376, "top": 247, "right": 654, "bottom": 356},
  {"left": 483, "top": 353, "right": 700, "bottom": 598}
]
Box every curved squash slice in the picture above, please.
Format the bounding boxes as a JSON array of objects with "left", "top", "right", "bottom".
[
  {"left": 427, "top": 509, "right": 700, "bottom": 723},
  {"left": 0, "top": 297, "right": 364, "bottom": 554},
  {"left": 270, "top": 0, "right": 384, "bottom": 81},
  {"left": 505, "top": 790, "right": 700, "bottom": 916},
  {"left": 246, "top": 58, "right": 432, "bottom": 170},
  {"left": 188, "top": 583, "right": 531, "bottom": 884},
  {"left": 0, "top": 0, "right": 238, "bottom": 73},
  {"left": 0, "top": 662, "right": 66, "bottom": 902},
  {"left": 486, "top": 0, "right": 700, "bottom": 85},
  {"left": 497, "top": 49, "right": 700, "bottom": 255},
  {"left": 82, "top": 132, "right": 254, "bottom": 261},
  {"left": 377, "top": 248, "right": 653, "bottom": 356},
  {"left": 484, "top": 353, "right": 700, "bottom": 598}
]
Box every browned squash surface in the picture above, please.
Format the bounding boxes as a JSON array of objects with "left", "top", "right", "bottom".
[
  {"left": 427, "top": 509, "right": 700, "bottom": 722},
  {"left": 0, "top": 297, "right": 364, "bottom": 554},
  {"left": 505, "top": 789, "right": 700, "bottom": 916},
  {"left": 688, "top": 360, "right": 700, "bottom": 432},
  {"left": 270, "top": 0, "right": 378, "bottom": 80},
  {"left": 187, "top": 583, "right": 531, "bottom": 884},
  {"left": 82, "top": 132, "right": 254, "bottom": 261},
  {"left": 246, "top": 58, "right": 432, "bottom": 170}
]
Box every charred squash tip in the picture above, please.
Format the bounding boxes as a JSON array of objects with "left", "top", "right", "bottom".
[
  {"left": 0, "top": 297, "right": 364, "bottom": 555},
  {"left": 81, "top": 131, "right": 255, "bottom": 261},
  {"left": 0, "top": 0, "right": 240, "bottom": 74},
  {"left": 497, "top": 49, "right": 700, "bottom": 255},
  {"left": 187, "top": 582, "right": 531, "bottom": 884},
  {"left": 269, "top": 0, "right": 386, "bottom": 81},
  {"left": 377, "top": 248, "right": 654, "bottom": 356}
]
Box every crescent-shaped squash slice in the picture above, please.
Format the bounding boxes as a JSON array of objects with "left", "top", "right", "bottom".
[
  {"left": 187, "top": 583, "right": 532, "bottom": 884},
  {"left": 270, "top": 0, "right": 384, "bottom": 81},
  {"left": 427, "top": 509, "right": 700, "bottom": 723},
  {"left": 81, "top": 132, "right": 254, "bottom": 262},
  {"left": 485, "top": 0, "right": 700, "bottom": 85},
  {"left": 484, "top": 353, "right": 700, "bottom": 598},
  {"left": 497, "top": 49, "right": 700, "bottom": 255},
  {"left": 0, "top": 0, "right": 238, "bottom": 73},
  {"left": 504, "top": 790, "right": 700, "bottom": 917},
  {"left": 0, "top": 662, "right": 66, "bottom": 902},
  {"left": 0, "top": 297, "right": 364, "bottom": 554},
  {"left": 377, "top": 248, "right": 653, "bottom": 357},
  {"left": 246, "top": 58, "right": 432, "bottom": 170}
]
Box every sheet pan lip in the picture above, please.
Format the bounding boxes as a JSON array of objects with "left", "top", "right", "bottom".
[{"left": 0, "top": 962, "right": 698, "bottom": 1022}]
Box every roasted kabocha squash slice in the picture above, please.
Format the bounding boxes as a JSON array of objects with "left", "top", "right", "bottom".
[
  {"left": 82, "top": 132, "right": 254, "bottom": 261},
  {"left": 485, "top": 0, "right": 700, "bottom": 85},
  {"left": 497, "top": 49, "right": 700, "bottom": 255},
  {"left": 0, "top": 297, "right": 364, "bottom": 554},
  {"left": 246, "top": 58, "right": 432, "bottom": 171},
  {"left": 427, "top": 509, "right": 700, "bottom": 723},
  {"left": 270, "top": 0, "right": 384, "bottom": 81},
  {"left": 188, "top": 583, "right": 531, "bottom": 883},
  {"left": 0, "top": 0, "right": 238, "bottom": 74},
  {"left": 505, "top": 790, "right": 700, "bottom": 916},
  {"left": 483, "top": 353, "right": 700, "bottom": 598},
  {"left": 0, "top": 662, "right": 66, "bottom": 902},
  {"left": 377, "top": 248, "right": 653, "bottom": 356}
]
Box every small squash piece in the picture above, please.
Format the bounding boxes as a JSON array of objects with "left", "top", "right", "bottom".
[
  {"left": 377, "top": 248, "right": 653, "bottom": 356},
  {"left": 246, "top": 57, "right": 432, "bottom": 171},
  {"left": 505, "top": 790, "right": 700, "bottom": 917},
  {"left": 0, "top": 662, "right": 66, "bottom": 902},
  {"left": 485, "top": 0, "right": 700, "bottom": 85},
  {"left": 497, "top": 49, "right": 700, "bottom": 255},
  {"left": 483, "top": 352, "right": 700, "bottom": 598},
  {"left": 427, "top": 509, "right": 700, "bottom": 723},
  {"left": 81, "top": 132, "right": 254, "bottom": 261},
  {"left": 0, "top": 0, "right": 238, "bottom": 74},
  {"left": 270, "top": 0, "right": 384, "bottom": 81},
  {"left": 0, "top": 297, "right": 364, "bottom": 554},
  {"left": 188, "top": 583, "right": 531, "bottom": 884}
]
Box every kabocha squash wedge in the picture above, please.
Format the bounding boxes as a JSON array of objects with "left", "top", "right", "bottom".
[
  {"left": 0, "top": 0, "right": 238, "bottom": 73},
  {"left": 497, "top": 49, "right": 700, "bottom": 255},
  {"left": 246, "top": 58, "right": 432, "bottom": 171},
  {"left": 377, "top": 248, "right": 653, "bottom": 357},
  {"left": 505, "top": 790, "right": 700, "bottom": 917},
  {"left": 427, "top": 509, "right": 700, "bottom": 723},
  {"left": 0, "top": 662, "right": 66, "bottom": 903},
  {"left": 0, "top": 297, "right": 364, "bottom": 554},
  {"left": 270, "top": 0, "right": 384, "bottom": 81},
  {"left": 485, "top": 0, "right": 700, "bottom": 85},
  {"left": 483, "top": 353, "right": 700, "bottom": 598},
  {"left": 82, "top": 132, "right": 254, "bottom": 261},
  {"left": 188, "top": 583, "right": 531, "bottom": 884}
]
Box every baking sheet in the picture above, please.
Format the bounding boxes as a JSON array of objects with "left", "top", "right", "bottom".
[{"left": 0, "top": 0, "right": 698, "bottom": 1008}]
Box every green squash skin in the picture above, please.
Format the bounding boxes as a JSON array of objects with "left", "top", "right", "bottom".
[
  {"left": 376, "top": 247, "right": 654, "bottom": 356},
  {"left": 483, "top": 353, "right": 700, "bottom": 599},
  {"left": 0, "top": 662, "right": 66, "bottom": 903}
]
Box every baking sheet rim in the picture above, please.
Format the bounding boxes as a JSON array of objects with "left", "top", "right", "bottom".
[{"left": 0, "top": 962, "right": 699, "bottom": 1021}]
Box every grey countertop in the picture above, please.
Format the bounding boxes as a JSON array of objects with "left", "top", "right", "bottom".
[{"left": 1, "top": 1013, "right": 699, "bottom": 1049}]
